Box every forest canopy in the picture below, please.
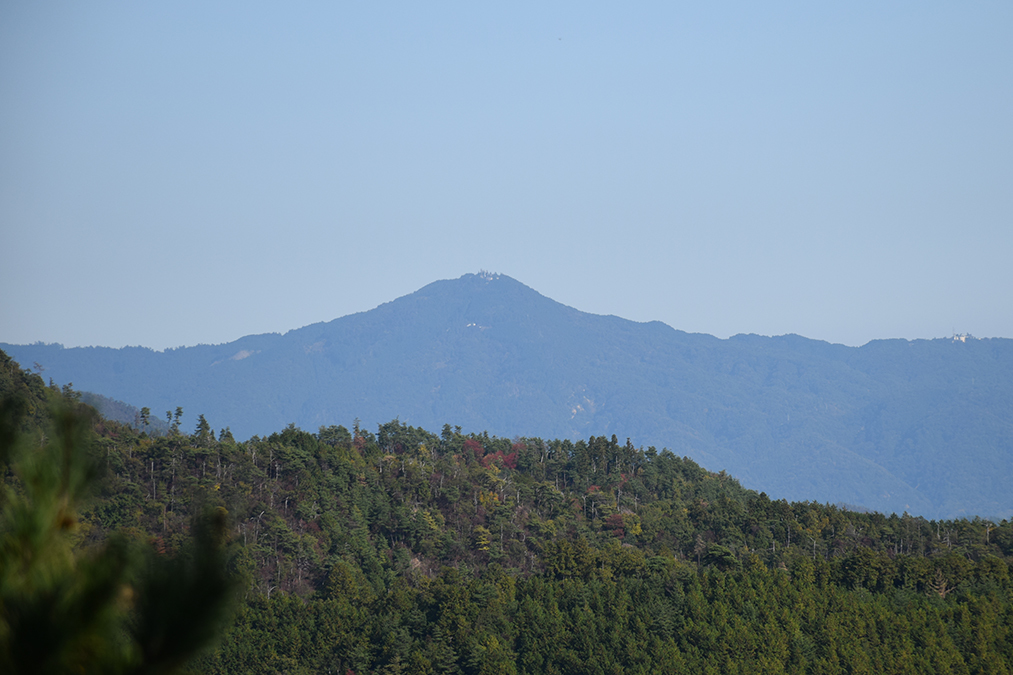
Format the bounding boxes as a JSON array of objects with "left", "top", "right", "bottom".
[{"left": 1, "top": 350, "right": 1012, "bottom": 674}]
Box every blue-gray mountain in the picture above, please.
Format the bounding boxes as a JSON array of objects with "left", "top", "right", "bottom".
[{"left": 5, "top": 273, "right": 1011, "bottom": 520}]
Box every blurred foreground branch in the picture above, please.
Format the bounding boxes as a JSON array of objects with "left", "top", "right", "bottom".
[{"left": 0, "top": 395, "right": 238, "bottom": 675}]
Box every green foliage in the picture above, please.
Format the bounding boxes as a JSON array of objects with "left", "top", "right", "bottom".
[
  {"left": 0, "top": 396, "right": 237, "bottom": 674},
  {"left": 3, "top": 346, "right": 1013, "bottom": 672},
  {"left": 30, "top": 408, "right": 1009, "bottom": 674}
]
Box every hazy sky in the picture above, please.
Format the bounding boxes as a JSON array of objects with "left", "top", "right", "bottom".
[{"left": 2, "top": 2, "right": 1011, "bottom": 350}]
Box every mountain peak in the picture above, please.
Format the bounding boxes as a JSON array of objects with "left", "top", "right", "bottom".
[
  {"left": 4, "top": 276, "right": 1012, "bottom": 520},
  {"left": 400, "top": 272, "right": 556, "bottom": 317},
  {"left": 451, "top": 271, "right": 528, "bottom": 289}
]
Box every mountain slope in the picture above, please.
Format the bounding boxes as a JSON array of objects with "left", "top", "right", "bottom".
[{"left": 4, "top": 272, "right": 1011, "bottom": 519}]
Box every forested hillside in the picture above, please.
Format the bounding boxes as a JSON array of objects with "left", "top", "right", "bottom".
[
  {"left": 6, "top": 273, "right": 1012, "bottom": 519},
  {"left": 0, "top": 351, "right": 236, "bottom": 673},
  {"left": 4, "top": 353, "right": 1011, "bottom": 673}
]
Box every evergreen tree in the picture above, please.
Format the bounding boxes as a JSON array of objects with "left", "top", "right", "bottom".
[{"left": 0, "top": 395, "right": 237, "bottom": 674}]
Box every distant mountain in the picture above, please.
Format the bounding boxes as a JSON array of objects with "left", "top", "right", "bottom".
[
  {"left": 77, "top": 391, "right": 170, "bottom": 434},
  {"left": 4, "top": 272, "right": 1011, "bottom": 519}
]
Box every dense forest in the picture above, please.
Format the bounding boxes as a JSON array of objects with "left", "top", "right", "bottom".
[{"left": 2, "top": 350, "right": 1012, "bottom": 674}]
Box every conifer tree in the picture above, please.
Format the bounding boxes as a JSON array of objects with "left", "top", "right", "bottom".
[{"left": 0, "top": 396, "right": 237, "bottom": 674}]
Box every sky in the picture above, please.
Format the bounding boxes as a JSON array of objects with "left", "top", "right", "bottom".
[{"left": 2, "top": 1, "right": 1011, "bottom": 351}]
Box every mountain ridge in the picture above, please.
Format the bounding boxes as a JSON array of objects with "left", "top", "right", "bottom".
[{"left": 4, "top": 272, "right": 1011, "bottom": 519}]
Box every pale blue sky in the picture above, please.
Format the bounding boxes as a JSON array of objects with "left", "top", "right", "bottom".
[{"left": 2, "top": 2, "right": 1011, "bottom": 350}]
